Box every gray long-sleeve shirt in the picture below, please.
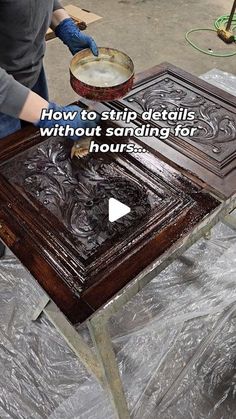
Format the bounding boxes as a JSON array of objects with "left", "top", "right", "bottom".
[{"left": 0, "top": 0, "right": 62, "bottom": 118}]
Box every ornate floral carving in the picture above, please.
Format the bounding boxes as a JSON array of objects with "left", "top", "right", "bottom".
[
  {"left": 2, "top": 138, "right": 154, "bottom": 259},
  {"left": 126, "top": 78, "right": 236, "bottom": 154}
]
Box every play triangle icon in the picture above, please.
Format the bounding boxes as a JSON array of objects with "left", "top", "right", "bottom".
[{"left": 108, "top": 198, "right": 131, "bottom": 222}]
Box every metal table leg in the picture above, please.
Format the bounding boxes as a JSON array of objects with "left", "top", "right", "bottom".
[
  {"left": 88, "top": 315, "right": 130, "bottom": 419},
  {"left": 32, "top": 298, "right": 104, "bottom": 383},
  {"left": 32, "top": 298, "right": 130, "bottom": 419},
  {"left": 224, "top": 212, "right": 236, "bottom": 230}
]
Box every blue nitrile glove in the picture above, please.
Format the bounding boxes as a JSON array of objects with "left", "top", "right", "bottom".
[
  {"left": 35, "top": 102, "right": 99, "bottom": 141},
  {"left": 55, "top": 18, "right": 98, "bottom": 56}
]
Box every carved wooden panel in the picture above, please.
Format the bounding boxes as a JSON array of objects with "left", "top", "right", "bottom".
[
  {"left": 0, "top": 124, "right": 219, "bottom": 323},
  {"left": 103, "top": 63, "right": 236, "bottom": 198}
]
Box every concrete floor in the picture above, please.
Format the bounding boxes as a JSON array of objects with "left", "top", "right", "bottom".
[{"left": 45, "top": 0, "right": 236, "bottom": 105}]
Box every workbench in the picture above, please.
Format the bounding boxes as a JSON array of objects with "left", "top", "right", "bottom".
[{"left": 0, "top": 63, "right": 236, "bottom": 418}]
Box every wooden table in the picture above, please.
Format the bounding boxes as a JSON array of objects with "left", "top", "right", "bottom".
[{"left": 0, "top": 63, "right": 236, "bottom": 418}]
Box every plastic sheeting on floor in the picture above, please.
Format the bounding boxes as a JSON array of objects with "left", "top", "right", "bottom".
[
  {"left": 1, "top": 70, "right": 236, "bottom": 418},
  {"left": 200, "top": 68, "right": 236, "bottom": 97},
  {"left": 1, "top": 220, "right": 236, "bottom": 419}
]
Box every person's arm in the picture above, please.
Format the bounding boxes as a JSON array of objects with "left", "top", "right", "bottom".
[
  {"left": 50, "top": 2, "right": 98, "bottom": 56},
  {"left": 51, "top": 5, "right": 70, "bottom": 31},
  {"left": 0, "top": 67, "right": 31, "bottom": 119},
  {"left": 0, "top": 67, "right": 99, "bottom": 140},
  {"left": 0, "top": 65, "right": 48, "bottom": 122},
  {"left": 19, "top": 91, "right": 49, "bottom": 123}
]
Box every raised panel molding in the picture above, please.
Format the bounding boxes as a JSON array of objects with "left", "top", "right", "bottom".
[
  {"left": 0, "top": 128, "right": 219, "bottom": 322},
  {"left": 105, "top": 63, "right": 236, "bottom": 198}
]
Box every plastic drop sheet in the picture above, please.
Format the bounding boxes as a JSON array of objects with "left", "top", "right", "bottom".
[
  {"left": 200, "top": 68, "right": 236, "bottom": 97},
  {"left": 1, "top": 70, "right": 236, "bottom": 419}
]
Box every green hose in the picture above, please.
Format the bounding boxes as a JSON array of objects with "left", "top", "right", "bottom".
[{"left": 185, "top": 14, "right": 236, "bottom": 57}]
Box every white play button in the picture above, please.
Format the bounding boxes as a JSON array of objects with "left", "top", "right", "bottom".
[{"left": 108, "top": 198, "right": 131, "bottom": 222}]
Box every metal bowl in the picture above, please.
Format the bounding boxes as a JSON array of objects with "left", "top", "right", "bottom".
[{"left": 69, "top": 47, "right": 134, "bottom": 101}]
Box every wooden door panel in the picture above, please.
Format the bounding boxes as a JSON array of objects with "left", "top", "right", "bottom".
[
  {"left": 0, "top": 124, "right": 219, "bottom": 323},
  {"left": 104, "top": 63, "right": 236, "bottom": 198}
]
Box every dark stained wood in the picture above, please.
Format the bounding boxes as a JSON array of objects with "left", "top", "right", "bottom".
[
  {"left": 0, "top": 123, "right": 219, "bottom": 323},
  {"left": 100, "top": 63, "right": 236, "bottom": 199},
  {"left": 0, "top": 125, "right": 41, "bottom": 162}
]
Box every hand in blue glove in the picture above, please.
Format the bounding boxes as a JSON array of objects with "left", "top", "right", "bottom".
[
  {"left": 55, "top": 18, "right": 98, "bottom": 56},
  {"left": 35, "top": 102, "right": 100, "bottom": 141}
]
